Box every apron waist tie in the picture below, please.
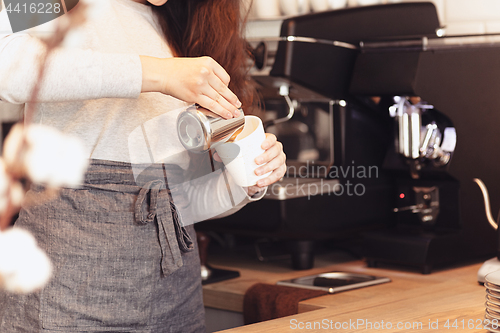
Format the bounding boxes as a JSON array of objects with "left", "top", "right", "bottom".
[{"left": 135, "top": 179, "right": 194, "bottom": 277}]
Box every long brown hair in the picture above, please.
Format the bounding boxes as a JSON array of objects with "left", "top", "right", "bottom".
[{"left": 150, "top": 0, "right": 256, "bottom": 112}]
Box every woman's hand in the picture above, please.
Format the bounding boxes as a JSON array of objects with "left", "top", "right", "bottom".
[
  {"left": 246, "top": 133, "right": 286, "bottom": 196},
  {"left": 140, "top": 55, "right": 241, "bottom": 119}
]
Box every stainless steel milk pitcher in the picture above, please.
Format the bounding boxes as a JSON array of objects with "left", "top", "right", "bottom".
[{"left": 177, "top": 104, "right": 245, "bottom": 153}]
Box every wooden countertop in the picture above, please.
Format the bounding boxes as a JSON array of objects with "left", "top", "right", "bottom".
[{"left": 203, "top": 253, "right": 491, "bottom": 332}]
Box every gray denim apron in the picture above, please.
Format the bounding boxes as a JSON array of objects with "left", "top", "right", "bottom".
[{"left": 0, "top": 159, "right": 205, "bottom": 332}]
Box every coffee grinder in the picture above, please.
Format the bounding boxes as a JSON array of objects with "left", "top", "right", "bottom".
[{"left": 351, "top": 18, "right": 500, "bottom": 274}]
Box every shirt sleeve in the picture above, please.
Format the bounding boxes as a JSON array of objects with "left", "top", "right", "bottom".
[
  {"left": 206, "top": 171, "right": 268, "bottom": 220},
  {"left": 167, "top": 164, "right": 267, "bottom": 226},
  {"left": 0, "top": 10, "right": 142, "bottom": 104}
]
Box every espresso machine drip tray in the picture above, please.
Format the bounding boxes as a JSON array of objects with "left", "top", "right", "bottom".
[{"left": 277, "top": 272, "right": 391, "bottom": 293}]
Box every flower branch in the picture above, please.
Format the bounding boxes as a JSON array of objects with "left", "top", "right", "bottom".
[{"left": 0, "top": 1, "right": 93, "bottom": 293}]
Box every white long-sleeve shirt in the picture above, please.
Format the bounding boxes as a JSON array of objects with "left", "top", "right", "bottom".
[{"left": 0, "top": 0, "right": 265, "bottom": 224}]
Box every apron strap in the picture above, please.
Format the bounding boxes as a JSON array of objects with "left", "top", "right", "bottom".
[{"left": 134, "top": 179, "right": 193, "bottom": 276}]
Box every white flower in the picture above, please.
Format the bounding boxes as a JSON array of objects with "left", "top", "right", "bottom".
[
  {"left": 3, "top": 123, "right": 88, "bottom": 188},
  {"left": 0, "top": 158, "right": 25, "bottom": 213},
  {"left": 0, "top": 228, "right": 52, "bottom": 293},
  {"left": 9, "top": 181, "right": 24, "bottom": 207},
  {"left": 0, "top": 159, "right": 9, "bottom": 213},
  {"left": 62, "top": 28, "right": 85, "bottom": 49}
]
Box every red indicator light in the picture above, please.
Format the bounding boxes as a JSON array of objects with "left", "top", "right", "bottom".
[{"left": 399, "top": 193, "right": 405, "bottom": 199}]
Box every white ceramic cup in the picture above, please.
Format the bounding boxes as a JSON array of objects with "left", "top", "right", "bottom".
[
  {"left": 297, "top": 0, "right": 311, "bottom": 14},
  {"left": 215, "top": 116, "right": 272, "bottom": 187},
  {"left": 280, "top": 0, "right": 299, "bottom": 16},
  {"left": 357, "top": 0, "right": 382, "bottom": 5},
  {"left": 310, "top": 0, "right": 329, "bottom": 12},
  {"left": 241, "top": 0, "right": 257, "bottom": 20},
  {"left": 328, "top": 0, "right": 347, "bottom": 9},
  {"left": 254, "top": 0, "right": 281, "bottom": 19}
]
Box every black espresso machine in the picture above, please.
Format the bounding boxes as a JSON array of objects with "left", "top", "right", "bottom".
[{"left": 197, "top": 2, "right": 500, "bottom": 273}]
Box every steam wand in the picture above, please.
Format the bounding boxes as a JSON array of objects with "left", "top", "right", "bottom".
[{"left": 474, "top": 178, "right": 500, "bottom": 283}]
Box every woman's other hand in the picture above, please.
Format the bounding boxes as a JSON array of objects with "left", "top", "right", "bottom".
[
  {"left": 246, "top": 133, "right": 286, "bottom": 196},
  {"left": 140, "top": 55, "right": 241, "bottom": 119}
]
